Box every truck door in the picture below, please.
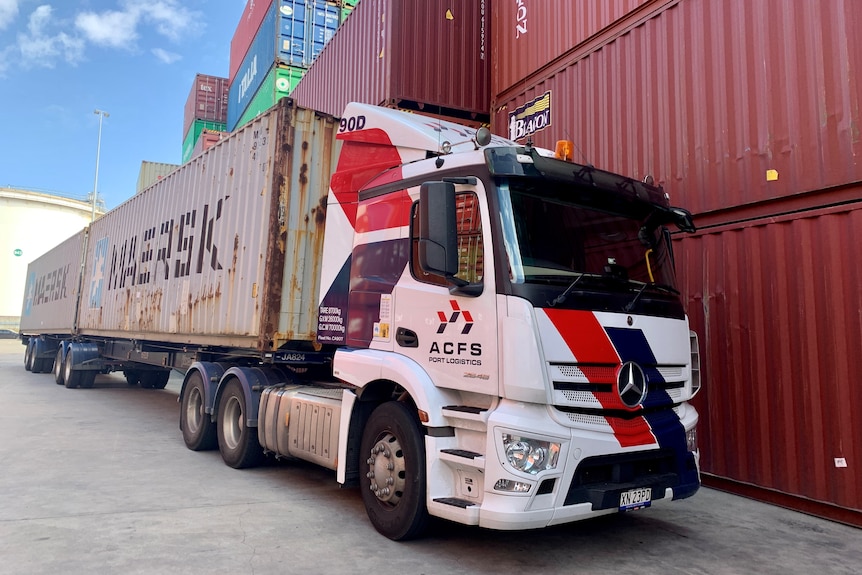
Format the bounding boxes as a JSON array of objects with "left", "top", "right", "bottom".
[{"left": 392, "top": 182, "right": 498, "bottom": 396}]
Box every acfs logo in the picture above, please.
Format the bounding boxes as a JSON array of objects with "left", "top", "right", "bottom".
[
  {"left": 429, "top": 301, "right": 482, "bottom": 366},
  {"left": 508, "top": 90, "right": 551, "bottom": 141}
]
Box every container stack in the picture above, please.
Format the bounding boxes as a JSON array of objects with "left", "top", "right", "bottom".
[
  {"left": 289, "top": 0, "right": 490, "bottom": 126},
  {"left": 182, "top": 74, "right": 229, "bottom": 163},
  {"left": 486, "top": 0, "right": 862, "bottom": 527},
  {"left": 228, "top": 0, "right": 352, "bottom": 131}
]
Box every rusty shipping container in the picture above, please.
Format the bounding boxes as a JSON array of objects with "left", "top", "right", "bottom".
[
  {"left": 491, "top": 0, "right": 661, "bottom": 97},
  {"left": 183, "top": 74, "right": 230, "bottom": 138},
  {"left": 73, "top": 100, "right": 339, "bottom": 350},
  {"left": 290, "top": 0, "right": 491, "bottom": 123},
  {"left": 677, "top": 197, "right": 862, "bottom": 527},
  {"left": 491, "top": 0, "right": 862, "bottom": 216},
  {"left": 19, "top": 232, "right": 85, "bottom": 335},
  {"left": 230, "top": 0, "right": 276, "bottom": 84}
]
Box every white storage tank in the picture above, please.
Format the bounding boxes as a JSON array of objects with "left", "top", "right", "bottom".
[{"left": 0, "top": 187, "right": 103, "bottom": 331}]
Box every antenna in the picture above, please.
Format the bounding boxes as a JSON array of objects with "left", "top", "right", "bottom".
[{"left": 565, "top": 129, "right": 592, "bottom": 167}]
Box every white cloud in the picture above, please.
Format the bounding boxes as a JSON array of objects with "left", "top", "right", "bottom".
[
  {"left": 75, "top": 8, "right": 139, "bottom": 48},
  {"left": 75, "top": 1, "right": 198, "bottom": 48},
  {"left": 0, "top": 0, "right": 18, "bottom": 31},
  {"left": 16, "top": 5, "right": 84, "bottom": 67},
  {"left": 152, "top": 47, "right": 181, "bottom": 64},
  {"left": 4, "top": 1, "right": 199, "bottom": 72}
]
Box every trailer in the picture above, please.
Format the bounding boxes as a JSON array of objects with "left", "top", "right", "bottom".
[{"left": 20, "top": 98, "right": 702, "bottom": 539}]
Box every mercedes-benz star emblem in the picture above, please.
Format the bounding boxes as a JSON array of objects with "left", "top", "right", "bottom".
[{"left": 617, "top": 361, "right": 647, "bottom": 408}]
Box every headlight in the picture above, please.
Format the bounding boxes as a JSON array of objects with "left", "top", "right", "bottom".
[{"left": 502, "top": 433, "right": 560, "bottom": 474}]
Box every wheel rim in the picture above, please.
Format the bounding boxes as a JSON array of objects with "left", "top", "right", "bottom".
[
  {"left": 186, "top": 386, "right": 204, "bottom": 435},
  {"left": 222, "top": 395, "right": 244, "bottom": 450},
  {"left": 366, "top": 432, "right": 406, "bottom": 506}
]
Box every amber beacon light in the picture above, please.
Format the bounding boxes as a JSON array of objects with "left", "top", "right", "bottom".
[{"left": 554, "top": 140, "right": 574, "bottom": 161}]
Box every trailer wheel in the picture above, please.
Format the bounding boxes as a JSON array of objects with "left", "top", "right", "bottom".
[
  {"left": 360, "top": 401, "right": 429, "bottom": 540},
  {"left": 181, "top": 371, "right": 217, "bottom": 451},
  {"left": 53, "top": 347, "right": 65, "bottom": 386},
  {"left": 24, "top": 339, "right": 34, "bottom": 372},
  {"left": 217, "top": 378, "right": 264, "bottom": 469},
  {"left": 63, "top": 347, "right": 94, "bottom": 389},
  {"left": 140, "top": 370, "right": 170, "bottom": 390}
]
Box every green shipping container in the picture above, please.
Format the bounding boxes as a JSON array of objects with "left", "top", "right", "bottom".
[
  {"left": 182, "top": 119, "right": 226, "bottom": 164},
  {"left": 234, "top": 65, "right": 305, "bottom": 132}
]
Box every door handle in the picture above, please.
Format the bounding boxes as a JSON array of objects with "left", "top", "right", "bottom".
[{"left": 396, "top": 328, "right": 419, "bottom": 348}]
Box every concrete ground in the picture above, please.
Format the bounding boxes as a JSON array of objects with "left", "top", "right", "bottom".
[{"left": 0, "top": 338, "right": 860, "bottom": 575}]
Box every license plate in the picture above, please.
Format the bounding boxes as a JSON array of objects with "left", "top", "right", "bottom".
[{"left": 619, "top": 487, "right": 652, "bottom": 511}]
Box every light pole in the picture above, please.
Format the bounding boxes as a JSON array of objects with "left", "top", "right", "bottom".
[{"left": 92, "top": 109, "right": 109, "bottom": 222}]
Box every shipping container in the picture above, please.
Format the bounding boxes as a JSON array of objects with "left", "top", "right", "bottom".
[
  {"left": 183, "top": 74, "right": 229, "bottom": 138},
  {"left": 676, "top": 196, "right": 862, "bottom": 527},
  {"left": 491, "top": 0, "right": 862, "bottom": 216},
  {"left": 136, "top": 161, "right": 179, "bottom": 195},
  {"left": 228, "top": 0, "right": 341, "bottom": 130},
  {"left": 490, "top": 0, "right": 662, "bottom": 97},
  {"left": 234, "top": 65, "right": 305, "bottom": 131},
  {"left": 188, "top": 130, "right": 226, "bottom": 163},
  {"left": 20, "top": 232, "right": 85, "bottom": 335},
  {"left": 78, "top": 101, "right": 339, "bottom": 350},
  {"left": 290, "top": 0, "right": 490, "bottom": 123},
  {"left": 182, "top": 120, "right": 227, "bottom": 164},
  {"left": 230, "top": 0, "right": 276, "bottom": 84}
]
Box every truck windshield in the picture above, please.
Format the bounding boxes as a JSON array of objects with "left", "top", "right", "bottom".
[{"left": 495, "top": 176, "right": 684, "bottom": 317}]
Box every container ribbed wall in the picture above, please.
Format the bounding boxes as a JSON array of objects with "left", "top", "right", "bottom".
[{"left": 492, "top": 0, "right": 862, "bottom": 216}]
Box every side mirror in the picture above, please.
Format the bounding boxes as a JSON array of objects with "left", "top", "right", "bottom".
[
  {"left": 671, "top": 207, "right": 696, "bottom": 233},
  {"left": 419, "top": 181, "right": 461, "bottom": 280}
]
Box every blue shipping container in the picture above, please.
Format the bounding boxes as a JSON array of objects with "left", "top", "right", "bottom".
[
  {"left": 229, "top": 0, "right": 340, "bottom": 130},
  {"left": 229, "top": 4, "right": 278, "bottom": 130}
]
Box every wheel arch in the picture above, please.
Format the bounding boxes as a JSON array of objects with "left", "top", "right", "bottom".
[
  {"left": 179, "top": 362, "right": 227, "bottom": 429},
  {"left": 334, "top": 348, "right": 460, "bottom": 428}
]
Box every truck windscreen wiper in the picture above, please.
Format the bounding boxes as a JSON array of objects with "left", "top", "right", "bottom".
[
  {"left": 624, "top": 281, "right": 679, "bottom": 312},
  {"left": 546, "top": 273, "right": 603, "bottom": 307}
]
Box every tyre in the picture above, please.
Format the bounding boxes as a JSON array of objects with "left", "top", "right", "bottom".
[
  {"left": 53, "top": 347, "right": 65, "bottom": 386},
  {"left": 63, "top": 347, "right": 84, "bottom": 389},
  {"left": 124, "top": 370, "right": 141, "bottom": 386},
  {"left": 139, "top": 370, "right": 170, "bottom": 390},
  {"left": 217, "top": 378, "right": 264, "bottom": 469},
  {"left": 24, "top": 339, "right": 34, "bottom": 372},
  {"left": 181, "top": 371, "right": 218, "bottom": 451},
  {"left": 359, "top": 401, "right": 429, "bottom": 540}
]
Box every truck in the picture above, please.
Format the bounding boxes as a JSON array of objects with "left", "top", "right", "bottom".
[{"left": 19, "top": 98, "right": 702, "bottom": 540}]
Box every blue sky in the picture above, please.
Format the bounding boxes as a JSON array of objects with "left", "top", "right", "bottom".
[{"left": 0, "top": 0, "right": 244, "bottom": 209}]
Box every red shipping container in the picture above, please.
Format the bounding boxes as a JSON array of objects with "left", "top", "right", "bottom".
[
  {"left": 290, "top": 0, "right": 490, "bottom": 123},
  {"left": 183, "top": 74, "right": 230, "bottom": 139},
  {"left": 189, "top": 129, "right": 227, "bottom": 161},
  {"left": 230, "top": 0, "right": 276, "bottom": 84},
  {"left": 491, "top": 0, "right": 862, "bottom": 217},
  {"left": 676, "top": 199, "right": 862, "bottom": 527},
  {"left": 490, "top": 0, "right": 660, "bottom": 97}
]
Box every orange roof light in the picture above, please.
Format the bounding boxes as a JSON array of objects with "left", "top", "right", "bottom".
[{"left": 555, "top": 140, "right": 574, "bottom": 162}]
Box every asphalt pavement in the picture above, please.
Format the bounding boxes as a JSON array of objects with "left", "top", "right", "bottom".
[{"left": 1, "top": 338, "right": 860, "bottom": 574}]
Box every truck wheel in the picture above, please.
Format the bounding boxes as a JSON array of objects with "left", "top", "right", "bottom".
[
  {"left": 53, "top": 347, "right": 65, "bottom": 386},
  {"left": 124, "top": 370, "right": 141, "bottom": 386},
  {"left": 217, "top": 378, "right": 264, "bottom": 469},
  {"left": 63, "top": 347, "right": 84, "bottom": 389},
  {"left": 24, "top": 339, "right": 34, "bottom": 372},
  {"left": 181, "top": 371, "right": 217, "bottom": 451},
  {"left": 360, "top": 401, "right": 429, "bottom": 540},
  {"left": 140, "top": 370, "right": 170, "bottom": 390}
]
